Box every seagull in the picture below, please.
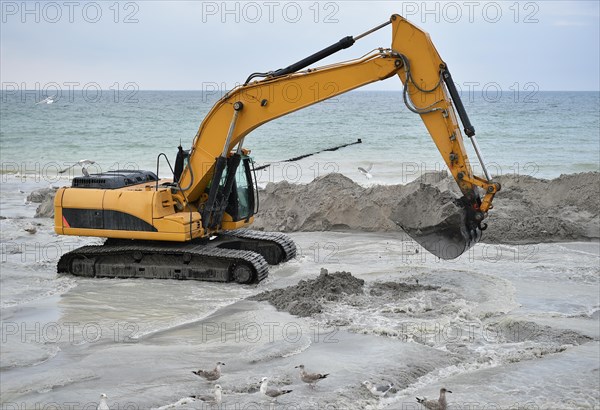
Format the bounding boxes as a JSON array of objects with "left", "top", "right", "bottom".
[
  {"left": 191, "top": 384, "right": 222, "bottom": 404},
  {"left": 363, "top": 380, "right": 393, "bottom": 397},
  {"left": 416, "top": 387, "right": 452, "bottom": 410},
  {"left": 259, "top": 377, "right": 292, "bottom": 401},
  {"left": 97, "top": 393, "right": 109, "bottom": 410},
  {"left": 192, "top": 361, "right": 224, "bottom": 381},
  {"left": 36, "top": 95, "right": 56, "bottom": 105},
  {"left": 358, "top": 164, "right": 373, "bottom": 179},
  {"left": 59, "top": 159, "right": 96, "bottom": 177},
  {"left": 295, "top": 364, "right": 329, "bottom": 388}
]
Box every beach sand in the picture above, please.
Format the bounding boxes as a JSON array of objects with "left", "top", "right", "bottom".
[{"left": 1, "top": 172, "right": 598, "bottom": 409}]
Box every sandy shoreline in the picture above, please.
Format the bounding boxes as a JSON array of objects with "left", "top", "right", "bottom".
[
  {"left": 1, "top": 172, "right": 599, "bottom": 409},
  {"left": 2, "top": 230, "right": 598, "bottom": 409}
]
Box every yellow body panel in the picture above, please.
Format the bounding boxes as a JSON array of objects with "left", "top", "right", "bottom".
[
  {"left": 60, "top": 227, "right": 195, "bottom": 242},
  {"left": 61, "top": 187, "right": 105, "bottom": 209},
  {"left": 53, "top": 188, "right": 65, "bottom": 234},
  {"left": 221, "top": 214, "right": 254, "bottom": 231},
  {"left": 54, "top": 181, "right": 203, "bottom": 241},
  {"left": 102, "top": 189, "right": 156, "bottom": 226}
]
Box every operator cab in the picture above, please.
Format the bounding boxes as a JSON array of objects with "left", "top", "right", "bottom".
[
  {"left": 173, "top": 147, "right": 258, "bottom": 226},
  {"left": 224, "top": 155, "right": 257, "bottom": 222}
]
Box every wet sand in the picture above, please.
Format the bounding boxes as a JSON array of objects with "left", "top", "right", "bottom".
[{"left": 1, "top": 174, "right": 599, "bottom": 409}]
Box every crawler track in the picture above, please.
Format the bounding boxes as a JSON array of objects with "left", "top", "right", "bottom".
[
  {"left": 58, "top": 242, "right": 269, "bottom": 284},
  {"left": 57, "top": 230, "right": 296, "bottom": 284},
  {"left": 222, "top": 229, "right": 297, "bottom": 264}
]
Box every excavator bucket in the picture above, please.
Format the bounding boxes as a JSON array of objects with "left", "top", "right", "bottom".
[
  {"left": 392, "top": 186, "right": 483, "bottom": 260},
  {"left": 401, "top": 205, "right": 482, "bottom": 260}
]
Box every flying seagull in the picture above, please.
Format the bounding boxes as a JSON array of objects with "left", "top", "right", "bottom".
[
  {"left": 192, "top": 361, "right": 225, "bottom": 381},
  {"left": 36, "top": 95, "right": 56, "bottom": 105},
  {"left": 295, "top": 364, "right": 329, "bottom": 388},
  {"left": 97, "top": 393, "right": 109, "bottom": 410},
  {"left": 59, "top": 159, "right": 96, "bottom": 177},
  {"left": 191, "top": 384, "right": 222, "bottom": 404},
  {"left": 259, "top": 377, "right": 292, "bottom": 401},
  {"left": 358, "top": 163, "right": 373, "bottom": 179},
  {"left": 416, "top": 387, "right": 452, "bottom": 410},
  {"left": 363, "top": 380, "right": 393, "bottom": 397}
]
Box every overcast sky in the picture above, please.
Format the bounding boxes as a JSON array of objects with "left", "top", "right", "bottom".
[{"left": 1, "top": 1, "right": 599, "bottom": 91}]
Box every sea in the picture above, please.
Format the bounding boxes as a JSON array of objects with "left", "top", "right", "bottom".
[
  {"left": 1, "top": 90, "right": 599, "bottom": 185},
  {"left": 0, "top": 91, "right": 599, "bottom": 409}
]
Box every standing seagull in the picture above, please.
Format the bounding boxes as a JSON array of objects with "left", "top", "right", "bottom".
[
  {"left": 191, "top": 384, "right": 222, "bottom": 404},
  {"left": 416, "top": 387, "right": 452, "bottom": 410},
  {"left": 59, "top": 159, "right": 96, "bottom": 177},
  {"left": 97, "top": 393, "right": 109, "bottom": 410},
  {"left": 192, "top": 361, "right": 225, "bottom": 381},
  {"left": 259, "top": 377, "right": 292, "bottom": 401},
  {"left": 358, "top": 163, "right": 373, "bottom": 179},
  {"left": 363, "top": 380, "right": 394, "bottom": 397},
  {"left": 295, "top": 364, "right": 329, "bottom": 388}
]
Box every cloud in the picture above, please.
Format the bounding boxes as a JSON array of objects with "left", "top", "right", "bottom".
[{"left": 1, "top": 1, "right": 598, "bottom": 91}]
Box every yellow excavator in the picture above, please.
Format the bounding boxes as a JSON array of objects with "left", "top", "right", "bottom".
[{"left": 54, "top": 14, "right": 500, "bottom": 283}]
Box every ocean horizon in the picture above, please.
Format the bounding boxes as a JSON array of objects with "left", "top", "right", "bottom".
[{"left": 1, "top": 90, "right": 599, "bottom": 185}]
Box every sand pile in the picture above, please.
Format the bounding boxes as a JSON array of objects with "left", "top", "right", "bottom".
[
  {"left": 27, "top": 187, "right": 57, "bottom": 218},
  {"left": 484, "top": 172, "right": 600, "bottom": 243},
  {"left": 250, "top": 269, "right": 446, "bottom": 319},
  {"left": 254, "top": 171, "right": 600, "bottom": 244},
  {"left": 253, "top": 173, "right": 399, "bottom": 232},
  {"left": 493, "top": 319, "right": 592, "bottom": 346},
  {"left": 252, "top": 172, "right": 449, "bottom": 233},
  {"left": 249, "top": 269, "right": 364, "bottom": 317}
]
